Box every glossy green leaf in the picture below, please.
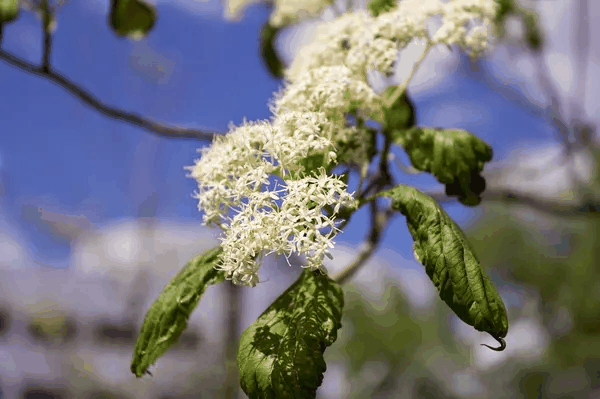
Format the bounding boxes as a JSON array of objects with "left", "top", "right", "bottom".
[
  {"left": 381, "top": 185, "right": 508, "bottom": 348},
  {"left": 0, "top": 0, "right": 19, "bottom": 23},
  {"left": 382, "top": 86, "right": 416, "bottom": 136},
  {"left": 395, "top": 126, "right": 492, "bottom": 206},
  {"left": 260, "top": 22, "right": 284, "bottom": 79},
  {"left": 238, "top": 269, "right": 344, "bottom": 399},
  {"left": 109, "top": 0, "right": 156, "bottom": 39},
  {"left": 131, "top": 247, "right": 225, "bottom": 377}
]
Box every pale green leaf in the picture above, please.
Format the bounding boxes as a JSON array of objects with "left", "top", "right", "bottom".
[
  {"left": 131, "top": 247, "right": 225, "bottom": 377},
  {"left": 238, "top": 269, "right": 344, "bottom": 398}
]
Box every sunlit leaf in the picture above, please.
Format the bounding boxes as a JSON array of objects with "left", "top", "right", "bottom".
[
  {"left": 238, "top": 269, "right": 344, "bottom": 398},
  {"left": 131, "top": 247, "right": 225, "bottom": 377},
  {"left": 381, "top": 185, "right": 508, "bottom": 348},
  {"left": 0, "top": 0, "right": 19, "bottom": 23}
]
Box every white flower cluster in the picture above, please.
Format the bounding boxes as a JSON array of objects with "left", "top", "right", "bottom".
[
  {"left": 189, "top": 0, "right": 498, "bottom": 286},
  {"left": 218, "top": 168, "right": 356, "bottom": 286},
  {"left": 271, "top": 65, "right": 383, "bottom": 124},
  {"left": 187, "top": 108, "right": 358, "bottom": 286},
  {"left": 287, "top": 0, "right": 499, "bottom": 82}
]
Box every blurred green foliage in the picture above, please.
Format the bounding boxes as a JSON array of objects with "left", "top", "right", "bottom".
[
  {"left": 465, "top": 201, "right": 600, "bottom": 389},
  {"left": 491, "top": 0, "right": 544, "bottom": 52},
  {"left": 321, "top": 192, "right": 600, "bottom": 397}
]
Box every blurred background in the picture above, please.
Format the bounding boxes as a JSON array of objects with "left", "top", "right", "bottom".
[{"left": 1, "top": 0, "right": 599, "bottom": 397}]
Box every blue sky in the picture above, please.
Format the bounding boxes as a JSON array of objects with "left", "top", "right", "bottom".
[{"left": 0, "top": 0, "right": 560, "bottom": 270}]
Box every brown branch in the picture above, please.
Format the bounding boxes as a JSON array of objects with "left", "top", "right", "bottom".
[
  {"left": 421, "top": 176, "right": 600, "bottom": 220},
  {"left": 331, "top": 202, "right": 395, "bottom": 285},
  {"left": 458, "top": 42, "right": 575, "bottom": 156},
  {"left": 41, "top": 0, "right": 51, "bottom": 73},
  {"left": 0, "top": 47, "right": 220, "bottom": 141}
]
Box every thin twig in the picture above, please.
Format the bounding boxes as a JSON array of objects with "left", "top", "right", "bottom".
[
  {"left": 421, "top": 181, "right": 600, "bottom": 220},
  {"left": 0, "top": 48, "right": 220, "bottom": 141},
  {"left": 357, "top": 171, "right": 381, "bottom": 201},
  {"left": 385, "top": 42, "right": 432, "bottom": 109},
  {"left": 41, "top": 0, "right": 51, "bottom": 73},
  {"left": 388, "top": 152, "right": 421, "bottom": 175},
  {"left": 331, "top": 202, "right": 394, "bottom": 285}
]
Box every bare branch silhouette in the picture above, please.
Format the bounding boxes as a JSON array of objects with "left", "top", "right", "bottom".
[
  {"left": 421, "top": 167, "right": 600, "bottom": 220},
  {"left": 0, "top": 47, "right": 221, "bottom": 141},
  {"left": 39, "top": 0, "right": 52, "bottom": 73},
  {"left": 332, "top": 201, "right": 395, "bottom": 285}
]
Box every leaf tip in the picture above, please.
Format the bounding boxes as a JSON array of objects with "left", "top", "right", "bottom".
[{"left": 480, "top": 334, "right": 506, "bottom": 352}]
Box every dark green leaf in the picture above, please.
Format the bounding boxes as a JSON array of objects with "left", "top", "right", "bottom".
[
  {"left": 523, "top": 11, "right": 543, "bottom": 51},
  {"left": 260, "top": 22, "right": 284, "bottom": 79},
  {"left": 238, "top": 269, "right": 344, "bottom": 399},
  {"left": 395, "top": 126, "right": 492, "bottom": 206},
  {"left": 367, "top": 0, "right": 396, "bottom": 17},
  {"left": 0, "top": 0, "right": 19, "bottom": 23},
  {"left": 491, "top": 0, "right": 514, "bottom": 38},
  {"left": 109, "top": 0, "right": 156, "bottom": 39},
  {"left": 131, "top": 247, "right": 225, "bottom": 377},
  {"left": 382, "top": 86, "right": 416, "bottom": 137},
  {"left": 381, "top": 185, "right": 508, "bottom": 347}
]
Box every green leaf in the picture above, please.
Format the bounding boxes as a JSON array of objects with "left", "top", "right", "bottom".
[
  {"left": 381, "top": 185, "right": 508, "bottom": 347},
  {"left": 395, "top": 126, "right": 492, "bottom": 206},
  {"left": 523, "top": 11, "right": 543, "bottom": 51},
  {"left": 109, "top": 0, "right": 156, "bottom": 39},
  {"left": 367, "top": 0, "right": 396, "bottom": 17},
  {"left": 0, "top": 0, "right": 19, "bottom": 23},
  {"left": 260, "top": 22, "right": 284, "bottom": 79},
  {"left": 381, "top": 86, "right": 416, "bottom": 138},
  {"left": 130, "top": 247, "right": 225, "bottom": 377},
  {"left": 238, "top": 269, "right": 344, "bottom": 399}
]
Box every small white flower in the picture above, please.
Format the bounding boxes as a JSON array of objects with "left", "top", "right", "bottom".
[
  {"left": 272, "top": 65, "right": 383, "bottom": 124},
  {"left": 285, "top": 10, "right": 376, "bottom": 81}
]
